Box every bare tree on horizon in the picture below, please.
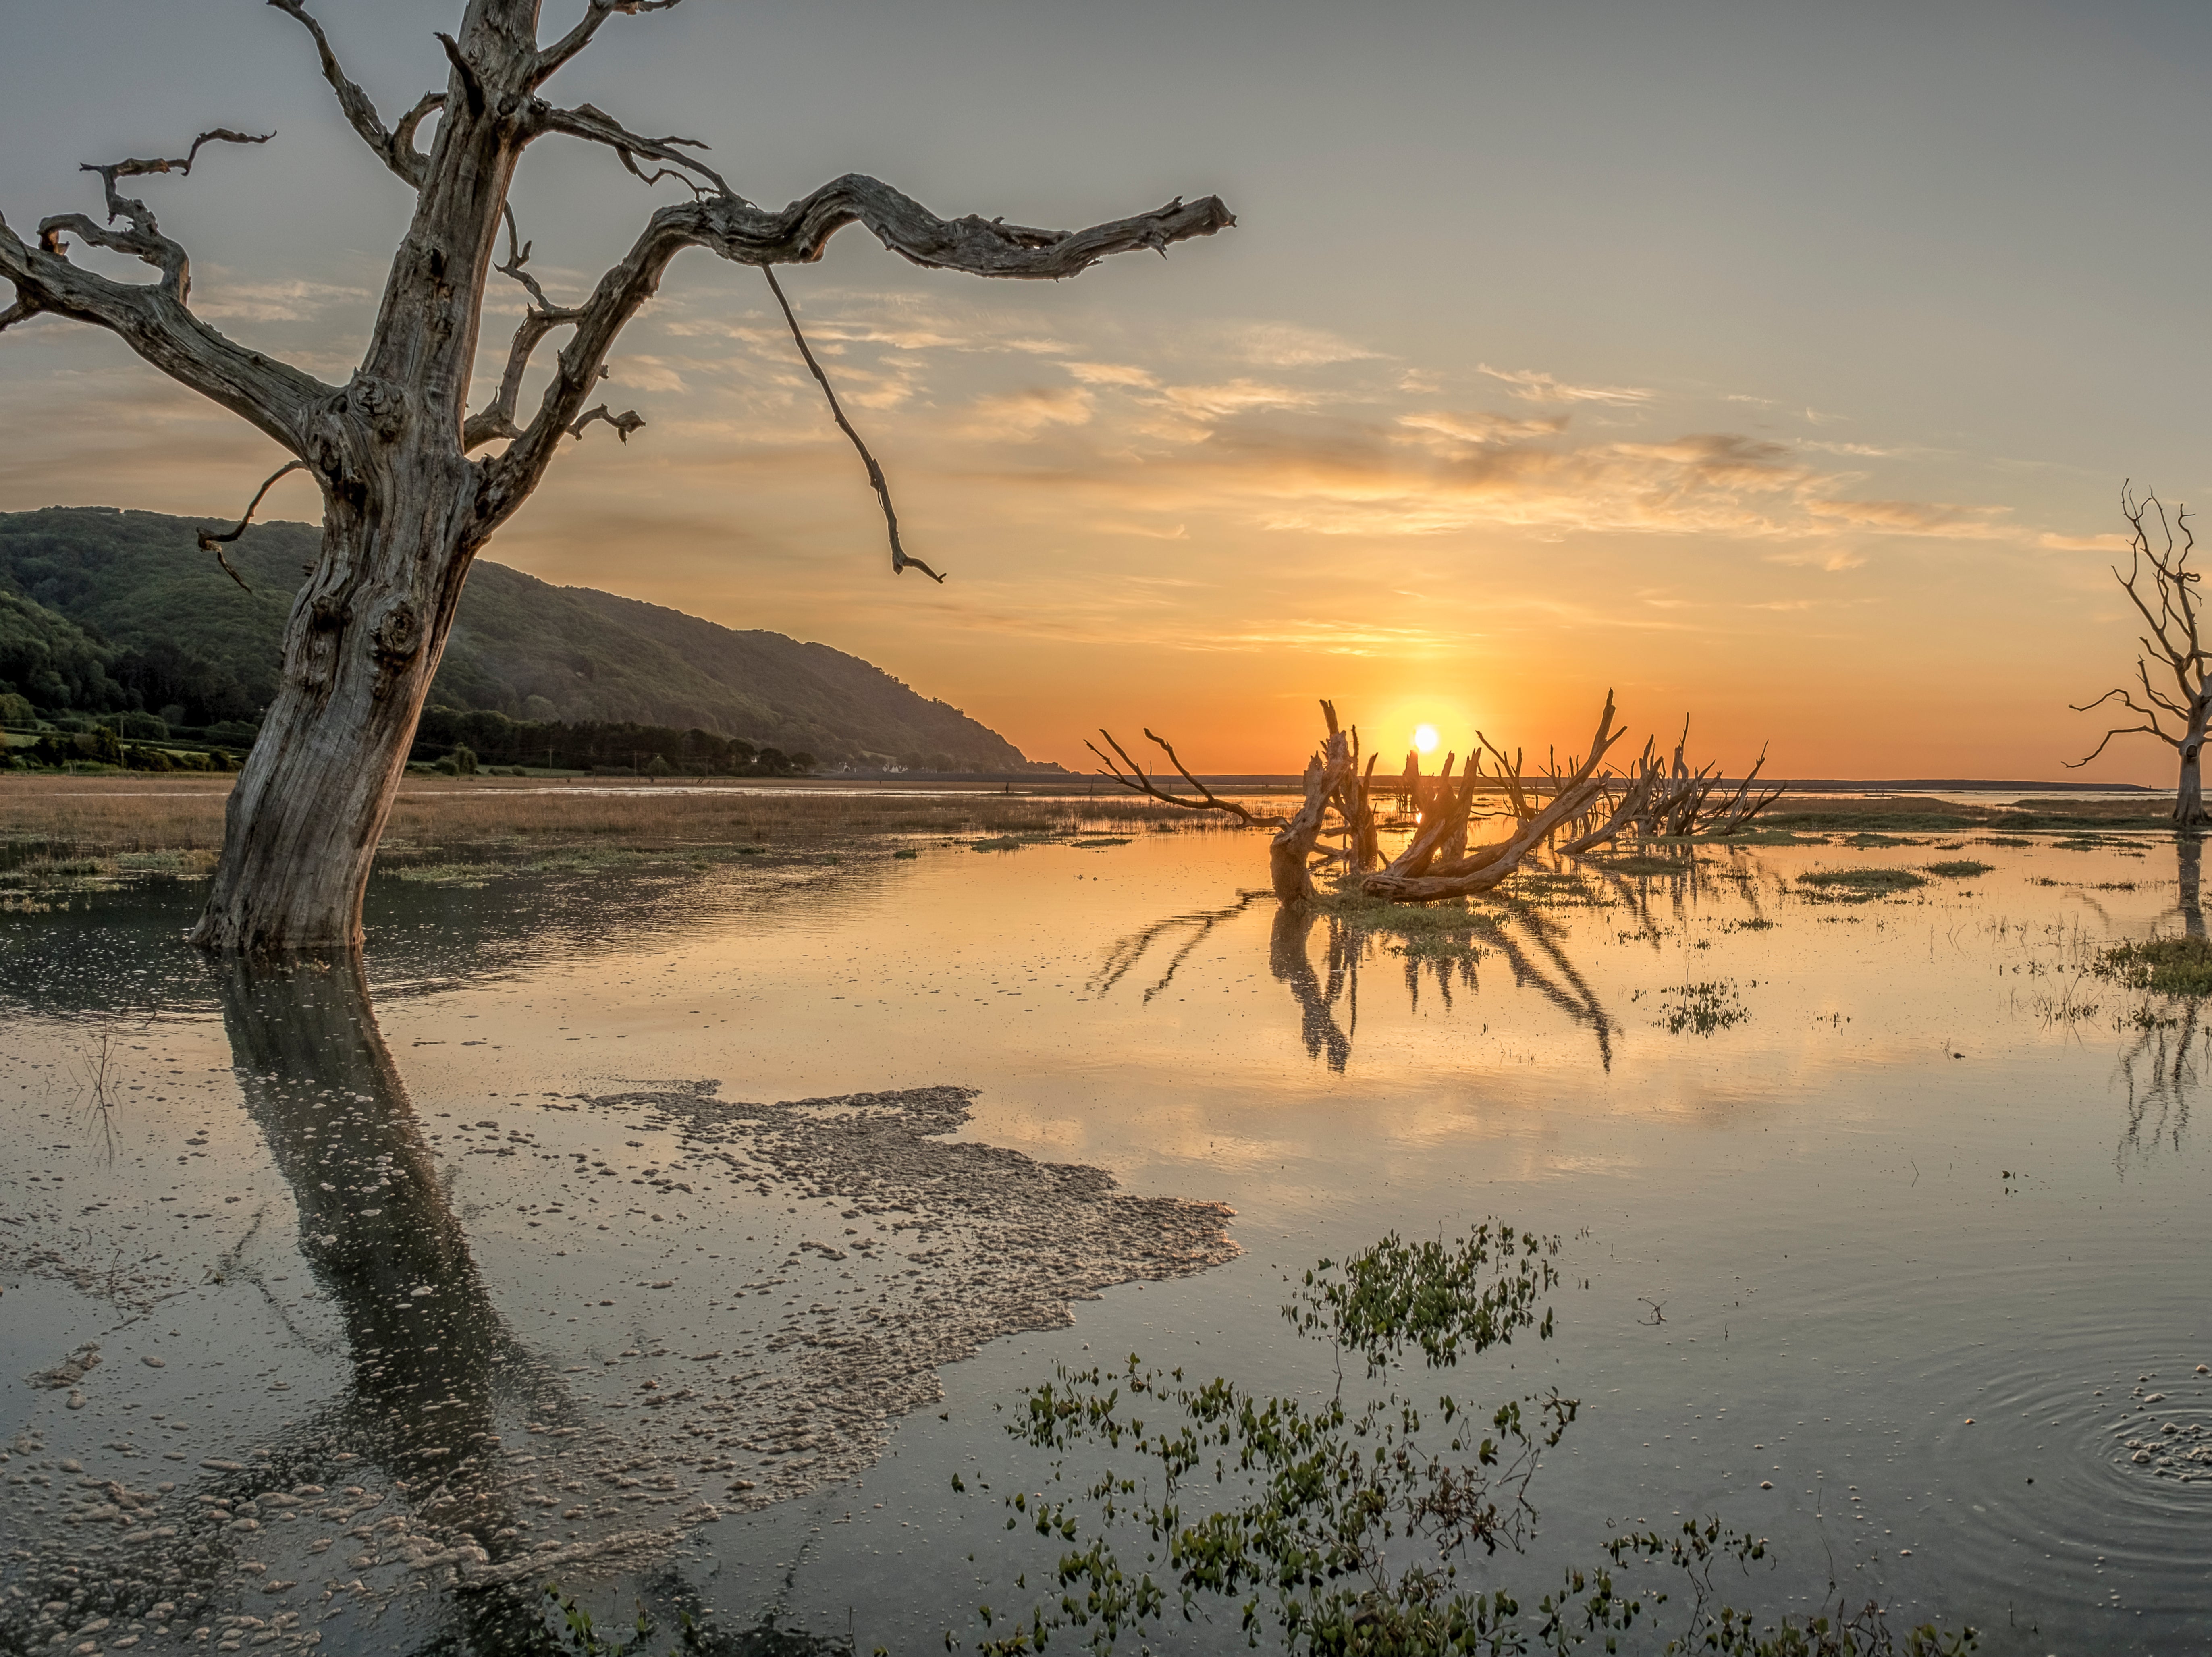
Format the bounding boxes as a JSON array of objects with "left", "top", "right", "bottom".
[
  {"left": 0, "top": 0, "right": 1232, "bottom": 951},
  {"left": 2070, "top": 484, "right": 2212, "bottom": 827}
]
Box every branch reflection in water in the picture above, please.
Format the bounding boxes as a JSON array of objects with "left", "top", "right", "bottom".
[{"left": 1092, "top": 870, "right": 1620, "bottom": 1071}]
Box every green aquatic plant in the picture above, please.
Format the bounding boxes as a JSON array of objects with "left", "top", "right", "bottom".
[
  {"left": 951, "top": 1225, "right": 1974, "bottom": 1657},
  {"left": 1923, "top": 860, "right": 1993, "bottom": 878},
  {"left": 2098, "top": 935, "right": 2212, "bottom": 997}
]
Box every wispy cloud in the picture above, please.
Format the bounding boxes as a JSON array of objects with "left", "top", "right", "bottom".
[
  {"left": 957, "top": 385, "right": 1094, "bottom": 442},
  {"left": 1229, "top": 322, "right": 1380, "bottom": 368},
  {"left": 1479, "top": 364, "right": 1653, "bottom": 406},
  {"left": 191, "top": 278, "right": 373, "bottom": 323}
]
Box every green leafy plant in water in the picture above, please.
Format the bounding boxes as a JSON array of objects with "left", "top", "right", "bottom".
[
  {"left": 1291, "top": 1225, "right": 1560, "bottom": 1376},
  {"left": 1923, "top": 860, "right": 1992, "bottom": 879},
  {"left": 2097, "top": 935, "right": 2212, "bottom": 997},
  {"left": 542, "top": 1583, "right": 696, "bottom": 1657},
  {"left": 950, "top": 1223, "right": 1971, "bottom": 1656}
]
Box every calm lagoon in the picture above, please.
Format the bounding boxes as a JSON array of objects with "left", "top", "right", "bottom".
[{"left": 2, "top": 826, "right": 2207, "bottom": 1652}]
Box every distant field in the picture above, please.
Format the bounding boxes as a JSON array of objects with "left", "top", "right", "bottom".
[
  {"left": 0, "top": 773, "right": 2181, "bottom": 858},
  {"left": 0, "top": 775, "right": 1259, "bottom": 856}
]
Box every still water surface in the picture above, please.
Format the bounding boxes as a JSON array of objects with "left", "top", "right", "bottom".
[{"left": 2, "top": 828, "right": 2208, "bottom": 1653}]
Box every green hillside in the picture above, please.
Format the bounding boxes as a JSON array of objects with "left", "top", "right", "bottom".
[{"left": 0, "top": 506, "right": 1041, "bottom": 770}]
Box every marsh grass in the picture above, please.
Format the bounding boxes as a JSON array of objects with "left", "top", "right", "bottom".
[
  {"left": 1925, "top": 859, "right": 1994, "bottom": 878},
  {"left": 1587, "top": 851, "right": 1698, "bottom": 876},
  {"left": 1655, "top": 980, "right": 1750, "bottom": 1036},
  {"left": 0, "top": 777, "right": 1254, "bottom": 872},
  {"left": 1794, "top": 866, "right": 1929, "bottom": 903},
  {"left": 2098, "top": 936, "right": 2212, "bottom": 997}
]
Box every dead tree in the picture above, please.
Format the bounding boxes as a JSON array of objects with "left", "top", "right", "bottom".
[
  {"left": 0, "top": 2, "right": 1232, "bottom": 951},
  {"left": 1359, "top": 693, "right": 1624, "bottom": 901},
  {"left": 2069, "top": 485, "right": 2212, "bottom": 827}
]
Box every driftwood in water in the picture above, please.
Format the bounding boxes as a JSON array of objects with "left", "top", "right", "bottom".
[
  {"left": 1086, "top": 727, "right": 1283, "bottom": 826},
  {"left": 1361, "top": 694, "right": 1624, "bottom": 901},
  {"left": 1555, "top": 720, "right": 1784, "bottom": 854}
]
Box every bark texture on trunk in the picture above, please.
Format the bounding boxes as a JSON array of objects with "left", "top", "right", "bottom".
[
  {"left": 194, "top": 471, "right": 477, "bottom": 949},
  {"left": 0, "top": 0, "right": 1232, "bottom": 953},
  {"left": 2177, "top": 735, "right": 2208, "bottom": 829},
  {"left": 1269, "top": 732, "right": 1354, "bottom": 905}
]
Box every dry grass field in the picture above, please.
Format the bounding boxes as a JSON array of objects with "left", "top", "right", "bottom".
[
  {"left": 0, "top": 774, "right": 2174, "bottom": 863},
  {"left": 0, "top": 775, "right": 1265, "bottom": 858}
]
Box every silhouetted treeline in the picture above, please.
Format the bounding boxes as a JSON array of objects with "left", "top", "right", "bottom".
[{"left": 411, "top": 706, "right": 814, "bottom": 775}]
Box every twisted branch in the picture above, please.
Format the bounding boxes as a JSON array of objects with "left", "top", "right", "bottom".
[
  {"left": 265, "top": 0, "right": 441, "bottom": 186},
  {"left": 478, "top": 177, "right": 1229, "bottom": 532},
  {"left": 534, "top": 0, "right": 686, "bottom": 86}
]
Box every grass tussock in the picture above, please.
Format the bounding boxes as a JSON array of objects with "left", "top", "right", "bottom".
[
  {"left": 1587, "top": 852, "right": 1696, "bottom": 877},
  {"left": 1924, "top": 859, "right": 1994, "bottom": 878},
  {"left": 1654, "top": 980, "right": 1750, "bottom": 1035},
  {"left": 2099, "top": 935, "right": 2212, "bottom": 997},
  {"left": 1794, "top": 866, "right": 1929, "bottom": 902}
]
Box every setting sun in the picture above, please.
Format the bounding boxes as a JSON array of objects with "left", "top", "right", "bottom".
[{"left": 1412, "top": 724, "right": 1440, "bottom": 755}]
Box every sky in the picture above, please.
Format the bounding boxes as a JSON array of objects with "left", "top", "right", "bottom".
[{"left": 6, "top": 1, "right": 2212, "bottom": 779}]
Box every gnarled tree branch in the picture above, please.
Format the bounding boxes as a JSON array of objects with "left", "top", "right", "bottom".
[
  {"left": 478, "top": 176, "right": 1233, "bottom": 530},
  {"left": 266, "top": 0, "right": 442, "bottom": 186},
  {"left": 0, "top": 131, "right": 330, "bottom": 451},
  {"left": 534, "top": 0, "right": 685, "bottom": 87}
]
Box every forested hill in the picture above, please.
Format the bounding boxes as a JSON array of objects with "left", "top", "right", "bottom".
[{"left": 0, "top": 505, "right": 1041, "bottom": 770}]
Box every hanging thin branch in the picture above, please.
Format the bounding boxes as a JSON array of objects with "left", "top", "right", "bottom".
[
  {"left": 194, "top": 459, "right": 306, "bottom": 592},
  {"left": 762, "top": 265, "right": 943, "bottom": 583}
]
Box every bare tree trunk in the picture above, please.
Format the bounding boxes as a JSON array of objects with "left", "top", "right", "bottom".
[
  {"left": 195, "top": 494, "right": 473, "bottom": 950},
  {"left": 2178, "top": 726, "right": 2209, "bottom": 829},
  {"left": 1269, "top": 733, "right": 1353, "bottom": 905}
]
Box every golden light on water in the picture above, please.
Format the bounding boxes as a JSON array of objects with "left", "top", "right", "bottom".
[{"left": 1412, "top": 725, "right": 1440, "bottom": 755}]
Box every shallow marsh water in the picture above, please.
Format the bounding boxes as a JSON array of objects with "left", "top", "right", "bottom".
[{"left": 2, "top": 825, "right": 2210, "bottom": 1653}]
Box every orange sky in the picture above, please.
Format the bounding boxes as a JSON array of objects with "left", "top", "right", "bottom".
[{"left": 6, "top": 2, "right": 2211, "bottom": 782}]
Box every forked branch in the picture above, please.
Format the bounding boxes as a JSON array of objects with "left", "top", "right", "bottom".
[
  {"left": 194, "top": 460, "right": 308, "bottom": 593},
  {"left": 534, "top": 0, "right": 686, "bottom": 85},
  {"left": 266, "top": 0, "right": 442, "bottom": 186},
  {"left": 1086, "top": 729, "right": 1279, "bottom": 826}
]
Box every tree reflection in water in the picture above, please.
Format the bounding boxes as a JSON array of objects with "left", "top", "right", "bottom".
[
  {"left": 214, "top": 955, "right": 570, "bottom": 1647},
  {"left": 1101, "top": 883, "right": 1617, "bottom": 1071}
]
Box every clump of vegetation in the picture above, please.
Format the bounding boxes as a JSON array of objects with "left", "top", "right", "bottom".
[
  {"left": 1794, "top": 867, "right": 1928, "bottom": 903},
  {"left": 1656, "top": 980, "right": 1750, "bottom": 1036},
  {"left": 1587, "top": 851, "right": 1693, "bottom": 877},
  {"left": 1924, "top": 860, "right": 1993, "bottom": 878},
  {"left": 2098, "top": 935, "right": 2212, "bottom": 997},
  {"left": 952, "top": 1224, "right": 1972, "bottom": 1655},
  {"left": 1975, "top": 835, "right": 2032, "bottom": 848}
]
